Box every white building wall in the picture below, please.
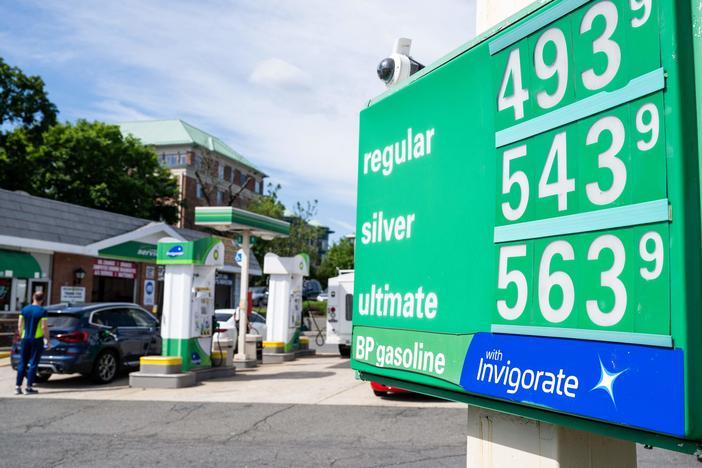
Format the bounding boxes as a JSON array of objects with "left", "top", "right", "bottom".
[{"left": 475, "top": 0, "right": 535, "bottom": 34}]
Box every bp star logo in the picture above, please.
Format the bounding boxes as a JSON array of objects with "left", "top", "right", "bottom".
[{"left": 592, "top": 356, "right": 627, "bottom": 407}]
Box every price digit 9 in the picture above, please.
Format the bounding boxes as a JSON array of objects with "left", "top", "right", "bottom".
[
  {"left": 639, "top": 231, "right": 664, "bottom": 280},
  {"left": 630, "top": 0, "right": 652, "bottom": 28},
  {"left": 534, "top": 27, "right": 569, "bottom": 109},
  {"left": 635, "top": 103, "right": 659, "bottom": 151}
]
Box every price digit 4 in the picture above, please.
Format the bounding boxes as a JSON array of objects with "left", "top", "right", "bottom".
[
  {"left": 498, "top": 48, "right": 530, "bottom": 121},
  {"left": 538, "top": 131, "right": 574, "bottom": 211}
]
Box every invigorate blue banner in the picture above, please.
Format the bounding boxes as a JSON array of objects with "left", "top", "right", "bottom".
[{"left": 459, "top": 333, "right": 684, "bottom": 436}]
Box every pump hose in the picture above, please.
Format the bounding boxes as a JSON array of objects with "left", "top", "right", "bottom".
[
  {"left": 309, "top": 312, "right": 325, "bottom": 347},
  {"left": 212, "top": 332, "right": 224, "bottom": 368}
]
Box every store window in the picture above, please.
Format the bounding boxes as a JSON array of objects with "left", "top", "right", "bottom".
[{"left": 92, "top": 259, "right": 137, "bottom": 303}]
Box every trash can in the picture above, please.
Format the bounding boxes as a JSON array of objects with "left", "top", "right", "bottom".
[{"left": 245, "top": 334, "right": 263, "bottom": 363}]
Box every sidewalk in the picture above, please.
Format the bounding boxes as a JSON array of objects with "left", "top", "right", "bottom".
[{"left": 1, "top": 354, "right": 463, "bottom": 409}]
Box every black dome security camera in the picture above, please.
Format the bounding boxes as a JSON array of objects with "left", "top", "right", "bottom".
[
  {"left": 377, "top": 58, "right": 396, "bottom": 83},
  {"left": 377, "top": 38, "right": 424, "bottom": 88}
]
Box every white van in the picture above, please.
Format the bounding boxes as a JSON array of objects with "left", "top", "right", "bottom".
[{"left": 326, "top": 270, "right": 354, "bottom": 358}]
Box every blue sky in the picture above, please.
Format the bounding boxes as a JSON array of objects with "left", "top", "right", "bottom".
[{"left": 0, "top": 0, "right": 476, "bottom": 241}]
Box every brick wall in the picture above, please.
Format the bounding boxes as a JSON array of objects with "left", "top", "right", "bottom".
[
  {"left": 51, "top": 253, "right": 96, "bottom": 304},
  {"left": 182, "top": 175, "right": 199, "bottom": 229}
]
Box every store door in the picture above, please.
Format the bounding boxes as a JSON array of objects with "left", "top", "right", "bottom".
[
  {"left": 29, "top": 280, "right": 50, "bottom": 304},
  {"left": 0, "top": 278, "right": 11, "bottom": 312}
]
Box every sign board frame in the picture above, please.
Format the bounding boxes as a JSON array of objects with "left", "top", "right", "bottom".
[{"left": 352, "top": 0, "right": 702, "bottom": 454}]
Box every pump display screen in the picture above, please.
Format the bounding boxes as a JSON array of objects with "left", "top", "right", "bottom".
[{"left": 352, "top": 0, "right": 702, "bottom": 445}]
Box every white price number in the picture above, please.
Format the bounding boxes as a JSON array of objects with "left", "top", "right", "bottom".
[
  {"left": 497, "top": 0, "right": 653, "bottom": 120},
  {"left": 500, "top": 102, "right": 660, "bottom": 221},
  {"left": 496, "top": 230, "right": 665, "bottom": 326}
]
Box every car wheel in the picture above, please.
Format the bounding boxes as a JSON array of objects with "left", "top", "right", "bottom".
[
  {"left": 338, "top": 345, "right": 351, "bottom": 358},
  {"left": 91, "top": 350, "right": 118, "bottom": 384},
  {"left": 34, "top": 371, "right": 52, "bottom": 383},
  {"left": 373, "top": 390, "right": 387, "bottom": 397}
]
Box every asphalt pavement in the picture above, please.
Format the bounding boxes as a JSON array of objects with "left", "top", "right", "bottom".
[{"left": 0, "top": 349, "right": 698, "bottom": 467}]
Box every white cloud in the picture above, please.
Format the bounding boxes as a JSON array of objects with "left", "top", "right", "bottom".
[
  {"left": 250, "top": 58, "right": 310, "bottom": 89},
  {"left": 0, "top": 0, "right": 476, "bottom": 240}
]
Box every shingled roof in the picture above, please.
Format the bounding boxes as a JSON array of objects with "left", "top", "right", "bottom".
[
  {"left": 0, "top": 188, "right": 152, "bottom": 246},
  {"left": 0, "top": 188, "right": 262, "bottom": 274}
]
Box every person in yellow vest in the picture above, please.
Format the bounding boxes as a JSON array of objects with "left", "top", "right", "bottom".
[{"left": 15, "top": 291, "right": 50, "bottom": 395}]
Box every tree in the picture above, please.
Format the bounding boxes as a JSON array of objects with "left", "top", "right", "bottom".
[
  {"left": 30, "top": 120, "right": 180, "bottom": 223},
  {"left": 0, "top": 57, "right": 58, "bottom": 190},
  {"left": 0, "top": 57, "right": 57, "bottom": 135},
  {"left": 192, "top": 151, "right": 258, "bottom": 207},
  {"left": 248, "top": 184, "right": 326, "bottom": 282},
  {"left": 247, "top": 182, "right": 285, "bottom": 219},
  {"left": 317, "top": 237, "right": 355, "bottom": 286}
]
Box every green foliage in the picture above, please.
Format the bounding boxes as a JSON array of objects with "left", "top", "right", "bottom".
[
  {"left": 317, "top": 237, "right": 355, "bottom": 286},
  {"left": 248, "top": 184, "right": 326, "bottom": 282},
  {"left": 30, "top": 120, "right": 180, "bottom": 223},
  {"left": 270, "top": 199, "right": 321, "bottom": 265},
  {"left": 303, "top": 300, "right": 327, "bottom": 314},
  {"left": 0, "top": 128, "right": 34, "bottom": 191},
  {"left": 0, "top": 57, "right": 57, "bottom": 135},
  {"left": 0, "top": 57, "right": 180, "bottom": 224},
  {"left": 0, "top": 57, "right": 58, "bottom": 190},
  {"left": 247, "top": 182, "right": 285, "bottom": 219}
]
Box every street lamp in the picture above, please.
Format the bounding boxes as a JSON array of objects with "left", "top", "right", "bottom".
[{"left": 73, "top": 267, "right": 86, "bottom": 285}]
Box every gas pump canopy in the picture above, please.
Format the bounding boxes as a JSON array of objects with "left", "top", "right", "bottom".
[
  {"left": 353, "top": 0, "right": 702, "bottom": 454},
  {"left": 194, "top": 206, "right": 290, "bottom": 238},
  {"left": 195, "top": 206, "right": 290, "bottom": 365}
]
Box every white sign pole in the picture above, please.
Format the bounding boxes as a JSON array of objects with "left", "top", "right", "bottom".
[{"left": 234, "top": 230, "right": 251, "bottom": 362}]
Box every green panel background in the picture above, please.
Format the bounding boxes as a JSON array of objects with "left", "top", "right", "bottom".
[{"left": 354, "top": 0, "right": 702, "bottom": 442}]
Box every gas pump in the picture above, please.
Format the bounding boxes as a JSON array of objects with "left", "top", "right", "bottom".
[
  {"left": 157, "top": 236, "right": 224, "bottom": 371},
  {"left": 262, "top": 253, "right": 308, "bottom": 360}
]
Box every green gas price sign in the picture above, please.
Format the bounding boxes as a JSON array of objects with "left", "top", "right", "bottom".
[{"left": 352, "top": 0, "right": 702, "bottom": 450}]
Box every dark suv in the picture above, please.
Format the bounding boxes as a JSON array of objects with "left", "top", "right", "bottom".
[
  {"left": 302, "top": 279, "right": 322, "bottom": 301},
  {"left": 11, "top": 303, "right": 161, "bottom": 384}
]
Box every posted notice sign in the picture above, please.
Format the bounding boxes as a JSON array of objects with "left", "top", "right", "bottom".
[{"left": 352, "top": 0, "right": 702, "bottom": 448}]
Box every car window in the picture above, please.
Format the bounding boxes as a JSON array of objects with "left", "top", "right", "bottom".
[
  {"left": 115, "top": 309, "right": 137, "bottom": 327},
  {"left": 215, "top": 313, "right": 232, "bottom": 322},
  {"left": 304, "top": 279, "right": 321, "bottom": 293},
  {"left": 251, "top": 313, "right": 265, "bottom": 323},
  {"left": 129, "top": 308, "right": 158, "bottom": 327},
  {"left": 47, "top": 314, "right": 80, "bottom": 329},
  {"left": 92, "top": 308, "right": 136, "bottom": 328},
  {"left": 92, "top": 309, "right": 115, "bottom": 327}
]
